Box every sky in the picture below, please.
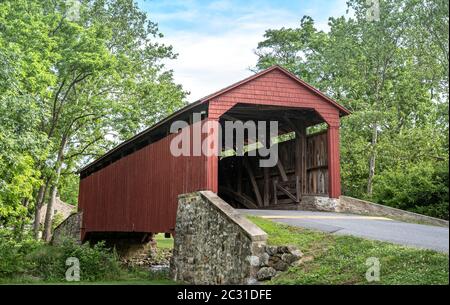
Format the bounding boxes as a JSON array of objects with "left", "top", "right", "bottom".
[{"left": 137, "top": 0, "right": 351, "bottom": 102}]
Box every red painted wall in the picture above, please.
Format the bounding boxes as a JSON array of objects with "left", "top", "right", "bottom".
[
  {"left": 78, "top": 68, "right": 344, "bottom": 239},
  {"left": 78, "top": 126, "right": 208, "bottom": 240},
  {"left": 207, "top": 68, "right": 342, "bottom": 198},
  {"left": 208, "top": 69, "right": 340, "bottom": 126},
  {"left": 327, "top": 126, "right": 341, "bottom": 198}
]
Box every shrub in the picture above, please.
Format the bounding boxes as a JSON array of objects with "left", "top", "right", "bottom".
[
  {"left": 27, "top": 239, "right": 123, "bottom": 281},
  {"left": 372, "top": 161, "right": 449, "bottom": 220},
  {"left": 0, "top": 229, "right": 41, "bottom": 279},
  {"left": 0, "top": 231, "right": 124, "bottom": 282},
  {"left": 59, "top": 239, "right": 123, "bottom": 281}
]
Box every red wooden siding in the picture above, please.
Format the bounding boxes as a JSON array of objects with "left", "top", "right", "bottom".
[
  {"left": 206, "top": 68, "right": 342, "bottom": 198},
  {"left": 78, "top": 125, "right": 208, "bottom": 240},
  {"left": 78, "top": 66, "right": 348, "bottom": 240},
  {"left": 208, "top": 69, "right": 341, "bottom": 126},
  {"left": 327, "top": 125, "right": 341, "bottom": 198},
  {"left": 306, "top": 132, "right": 328, "bottom": 195}
]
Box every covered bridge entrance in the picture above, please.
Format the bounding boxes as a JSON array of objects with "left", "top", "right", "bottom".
[{"left": 78, "top": 66, "right": 350, "bottom": 241}]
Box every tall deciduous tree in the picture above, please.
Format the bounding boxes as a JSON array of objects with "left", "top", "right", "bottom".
[
  {"left": 254, "top": 0, "right": 448, "bottom": 218},
  {"left": 0, "top": 0, "right": 187, "bottom": 238}
]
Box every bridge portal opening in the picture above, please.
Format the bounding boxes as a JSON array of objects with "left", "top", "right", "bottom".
[{"left": 217, "top": 104, "right": 329, "bottom": 210}]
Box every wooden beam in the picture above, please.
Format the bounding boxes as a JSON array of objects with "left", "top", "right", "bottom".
[
  {"left": 296, "top": 175, "right": 301, "bottom": 202},
  {"left": 300, "top": 125, "right": 307, "bottom": 194},
  {"left": 283, "top": 116, "right": 302, "bottom": 135},
  {"left": 237, "top": 159, "right": 242, "bottom": 194},
  {"left": 273, "top": 179, "right": 278, "bottom": 205},
  {"left": 286, "top": 118, "right": 307, "bottom": 195},
  {"left": 220, "top": 187, "right": 258, "bottom": 209},
  {"left": 224, "top": 173, "right": 232, "bottom": 188},
  {"left": 276, "top": 158, "right": 288, "bottom": 182},
  {"left": 283, "top": 116, "right": 308, "bottom": 194},
  {"left": 263, "top": 167, "right": 270, "bottom": 207},
  {"left": 276, "top": 184, "right": 299, "bottom": 203},
  {"left": 243, "top": 158, "right": 263, "bottom": 207},
  {"left": 221, "top": 114, "right": 240, "bottom": 121}
]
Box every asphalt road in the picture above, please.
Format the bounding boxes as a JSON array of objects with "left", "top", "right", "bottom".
[{"left": 239, "top": 209, "right": 449, "bottom": 253}]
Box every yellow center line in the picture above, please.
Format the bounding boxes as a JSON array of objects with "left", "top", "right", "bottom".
[{"left": 259, "top": 215, "right": 392, "bottom": 221}]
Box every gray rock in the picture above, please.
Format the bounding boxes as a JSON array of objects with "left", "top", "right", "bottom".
[
  {"left": 248, "top": 255, "right": 260, "bottom": 267},
  {"left": 51, "top": 212, "right": 82, "bottom": 245},
  {"left": 256, "top": 267, "right": 277, "bottom": 281},
  {"left": 246, "top": 277, "right": 259, "bottom": 285},
  {"left": 274, "top": 261, "right": 289, "bottom": 271},
  {"left": 287, "top": 246, "right": 303, "bottom": 258},
  {"left": 265, "top": 245, "right": 278, "bottom": 255},
  {"left": 281, "top": 253, "right": 298, "bottom": 264},
  {"left": 259, "top": 253, "right": 270, "bottom": 266},
  {"left": 269, "top": 256, "right": 289, "bottom": 271},
  {"left": 276, "top": 246, "right": 289, "bottom": 253}
]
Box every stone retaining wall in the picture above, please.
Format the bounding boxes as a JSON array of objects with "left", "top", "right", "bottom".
[
  {"left": 301, "top": 195, "right": 340, "bottom": 211},
  {"left": 51, "top": 212, "right": 82, "bottom": 245},
  {"left": 338, "top": 196, "right": 449, "bottom": 227},
  {"left": 299, "top": 195, "right": 448, "bottom": 227},
  {"left": 171, "top": 191, "right": 268, "bottom": 284},
  {"left": 171, "top": 191, "right": 304, "bottom": 284}
]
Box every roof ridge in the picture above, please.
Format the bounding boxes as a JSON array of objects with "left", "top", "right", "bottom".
[
  {"left": 196, "top": 65, "right": 280, "bottom": 103},
  {"left": 199, "top": 65, "right": 350, "bottom": 116},
  {"left": 79, "top": 65, "right": 350, "bottom": 174}
]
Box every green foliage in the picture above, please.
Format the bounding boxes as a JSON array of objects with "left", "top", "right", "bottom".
[
  {"left": 0, "top": 229, "right": 175, "bottom": 283},
  {"left": 249, "top": 217, "right": 449, "bottom": 285},
  {"left": 254, "top": 0, "right": 449, "bottom": 219},
  {"left": 0, "top": 95, "right": 48, "bottom": 227},
  {"left": 58, "top": 174, "right": 80, "bottom": 206},
  {"left": 29, "top": 239, "right": 123, "bottom": 281},
  {"left": 0, "top": 230, "right": 122, "bottom": 282},
  {"left": 0, "top": 0, "right": 187, "bottom": 229},
  {"left": 372, "top": 161, "right": 449, "bottom": 219},
  {"left": 154, "top": 233, "right": 174, "bottom": 250},
  {"left": 51, "top": 212, "right": 65, "bottom": 230},
  {"left": 0, "top": 230, "right": 42, "bottom": 278}
]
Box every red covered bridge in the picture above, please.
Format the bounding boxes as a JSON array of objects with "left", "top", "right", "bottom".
[{"left": 78, "top": 66, "right": 350, "bottom": 241}]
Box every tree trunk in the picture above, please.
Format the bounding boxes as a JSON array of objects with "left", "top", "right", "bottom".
[
  {"left": 43, "top": 136, "right": 67, "bottom": 242},
  {"left": 43, "top": 184, "right": 58, "bottom": 242},
  {"left": 33, "top": 180, "right": 49, "bottom": 239},
  {"left": 367, "top": 122, "right": 378, "bottom": 195}
]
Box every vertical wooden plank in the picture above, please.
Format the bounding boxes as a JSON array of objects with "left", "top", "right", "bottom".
[
  {"left": 327, "top": 124, "right": 341, "bottom": 198},
  {"left": 243, "top": 158, "right": 263, "bottom": 207},
  {"left": 295, "top": 175, "right": 300, "bottom": 202},
  {"left": 78, "top": 123, "right": 211, "bottom": 239},
  {"left": 263, "top": 167, "right": 270, "bottom": 206},
  {"left": 273, "top": 179, "right": 278, "bottom": 205},
  {"left": 276, "top": 159, "right": 288, "bottom": 182},
  {"left": 237, "top": 159, "right": 242, "bottom": 194},
  {"left": 298, "top": 124, "right": 307, "bottom": 195}
]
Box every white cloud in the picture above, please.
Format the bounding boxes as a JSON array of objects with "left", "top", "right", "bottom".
[
  {"left": 154, "top": 1, "right": 350, "bottom": 103},
  {"left": 160, "top": 16, "right": 298, "bottom": 102}
]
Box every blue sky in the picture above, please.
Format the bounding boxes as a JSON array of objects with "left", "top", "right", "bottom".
[{"left": 137, "top": 0, "right": 351, "bottom": 102}]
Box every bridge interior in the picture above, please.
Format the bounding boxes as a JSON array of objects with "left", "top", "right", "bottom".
[{"left": 217, "top": 104, "right": 330, "bottom": 209}]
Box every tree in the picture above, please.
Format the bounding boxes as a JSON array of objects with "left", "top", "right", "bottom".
[
  {"left": 254, "top": 0, "right": 449, "bottom": 218},
  {"left": 0, "top": 0, "right": 187, "bottom": 239}
]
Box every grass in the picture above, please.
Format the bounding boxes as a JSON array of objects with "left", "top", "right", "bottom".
[
  {"left": 0, "top": 232, "right": 176, "bottom": 285},
  {"left": 154, "top": 233, "right": 174, "bottom": 249},
  {"left": 0, "top": 263, "right": 176, "bottom": 285},
  {"left": 3, "top": 278, "right": 175, "bottom": 285},
  {"left": 248, "top": 216, "right": 449, "bottom": 285}
]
